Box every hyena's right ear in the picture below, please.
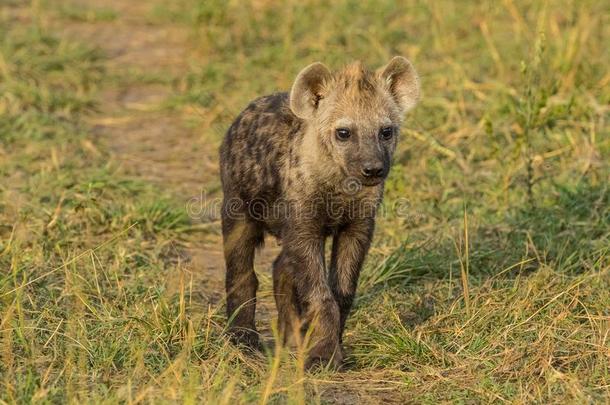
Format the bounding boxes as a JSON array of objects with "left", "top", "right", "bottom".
[{"left": 289, "top": 62, "right": 332, "bottom": 119}]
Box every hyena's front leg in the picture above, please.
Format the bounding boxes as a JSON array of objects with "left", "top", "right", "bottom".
[
  {"left": 329, "top": 218, "right": 375, "bottom": 341},
  {"left": 284, "top": 228, "right": 342, "bottom": 369},
  {"left": 272, "top": 251, "right": 301, "bottom": 346},
  {"left": 222, "top": 205, "right": 263, "bottom": 349}
]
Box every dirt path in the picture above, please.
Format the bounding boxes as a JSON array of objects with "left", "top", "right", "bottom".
[{"left": 58, "top": 0, "right": 279, "bottom": 338}]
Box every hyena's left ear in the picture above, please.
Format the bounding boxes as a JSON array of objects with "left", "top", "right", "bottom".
[
  {"left": 377, "top": 56, "right": 420, "bottom": 114},
  {"left": 289, "top": 62, "right": 332, "bottom": 120}
]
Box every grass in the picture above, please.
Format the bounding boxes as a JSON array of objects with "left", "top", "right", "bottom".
[{"left": 1, "top": 0, "right": 609, "bottom": 403}]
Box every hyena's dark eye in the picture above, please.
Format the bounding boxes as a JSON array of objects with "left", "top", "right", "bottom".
[
  {"left": 379, "top": 126, "right": 394, "bottom": 140},
  {"left": 335, "top": 128, "right": 351, "bottom": 141}
]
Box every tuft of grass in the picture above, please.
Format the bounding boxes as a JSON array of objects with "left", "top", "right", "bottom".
[{"left": 349, "top": 263, "right": 609, "bottom": 402}]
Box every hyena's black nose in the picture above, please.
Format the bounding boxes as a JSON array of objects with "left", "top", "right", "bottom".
[{"left": 361, "top": 164, "right": 384, "bottom": 178}]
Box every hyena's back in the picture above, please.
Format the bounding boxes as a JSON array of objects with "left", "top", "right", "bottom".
[{"left": 220, "top": 92, "right": 302, "bottom": 203}]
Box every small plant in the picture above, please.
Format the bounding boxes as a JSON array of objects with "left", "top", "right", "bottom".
[{"left": 512, "top": 22, "right": 574, "bottom": 207}]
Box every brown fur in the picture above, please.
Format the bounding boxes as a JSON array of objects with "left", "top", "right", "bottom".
[{"left": 219, "top": 57, "right": 419, "bottom": 369}]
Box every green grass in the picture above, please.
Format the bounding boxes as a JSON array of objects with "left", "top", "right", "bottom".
[
  {"left": 57, "top": 4, "right": 118, "bottom": 22},
  {"left": 1, "top": 0, "right": 609, "bottom": 403}
]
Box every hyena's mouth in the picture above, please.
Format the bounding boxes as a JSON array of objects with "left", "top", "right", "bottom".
[
  {"left": 340, "top": 175, "right": 383, "bottom": 194},
  {"left": 360, "top": 177, "right": 384, "bottom": 187}
]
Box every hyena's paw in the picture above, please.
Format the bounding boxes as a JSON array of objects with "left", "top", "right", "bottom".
[
  {"left": 305, "top": 341, "right": 344, "bottom": 371},
  {"left": 227, "top": 327, "right": 262, "bottom": 352}
]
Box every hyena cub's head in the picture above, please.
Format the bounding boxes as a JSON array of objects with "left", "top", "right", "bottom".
[{"left": 289, "top": 57, "right": 420, "bottom": 187}]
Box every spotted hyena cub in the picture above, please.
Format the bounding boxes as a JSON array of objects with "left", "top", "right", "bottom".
[{"left": 220, "top": 57, "right": 419, "bottom": 369}]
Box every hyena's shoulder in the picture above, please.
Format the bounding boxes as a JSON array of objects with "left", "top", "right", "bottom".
[
  {"left": 221, "top": 92, "right": 302, "bottom": 157},
  {"left": 220, "top": 92, "right": 304, "bottom": 198}
]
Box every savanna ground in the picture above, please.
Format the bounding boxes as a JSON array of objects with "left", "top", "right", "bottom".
[{"left": 0, "top": 0, "right": 609, "bottom": 403}]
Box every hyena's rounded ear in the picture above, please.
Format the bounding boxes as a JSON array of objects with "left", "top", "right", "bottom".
[
  {"left": 377, "top": 56, "right": 420, "bottom": 114},
  {"left": 289, "top": 62, "right": 332, "bottom": 119}
]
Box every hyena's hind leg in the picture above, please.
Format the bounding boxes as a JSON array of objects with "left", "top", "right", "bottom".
[{"left": 222, "top": 207, "right": 264, "bottom": 349}]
